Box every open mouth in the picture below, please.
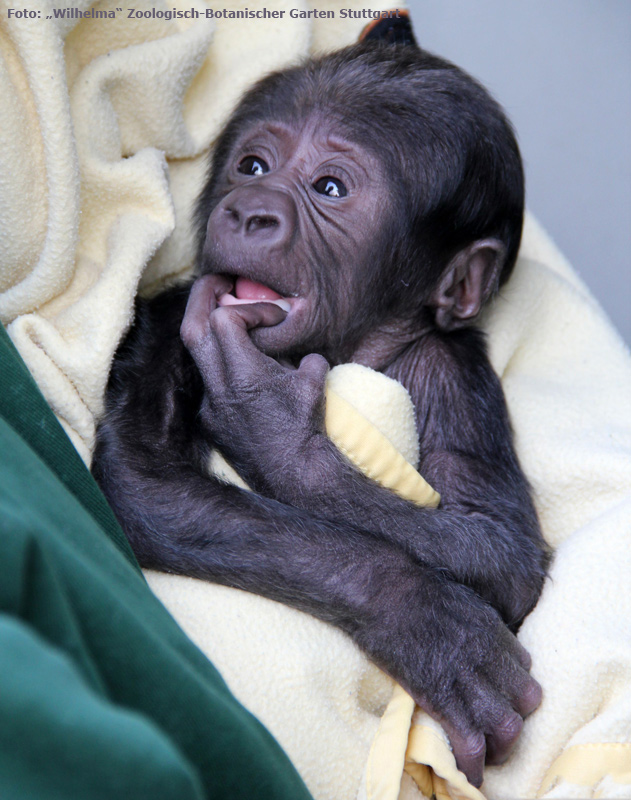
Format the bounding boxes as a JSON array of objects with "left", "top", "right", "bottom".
[{"left": 216, "top": 275, "right": 293, "bottom": 312}]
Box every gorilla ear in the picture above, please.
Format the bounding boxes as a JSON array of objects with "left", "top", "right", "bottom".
[
  {"left": 359, "top": 11, "right": 418, "bottom": 47},
  {"left": 429, "top": 239, "right": 507, "bottom": 331}
]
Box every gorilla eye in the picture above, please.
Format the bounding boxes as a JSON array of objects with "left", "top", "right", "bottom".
[
  {"left": 313, "top": 177, "right": 347, "bottom": 198},
  {"left": 238, "top": 156, "right": 269, "bottom": 176}
]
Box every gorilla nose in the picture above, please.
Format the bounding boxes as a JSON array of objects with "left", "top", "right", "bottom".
[{"left": 215, "top": 186, "right": 296, "bottom": 248}]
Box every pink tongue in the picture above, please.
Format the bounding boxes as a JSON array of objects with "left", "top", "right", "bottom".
[{"left": 235, "top": 277, "right": 282, "bottom": 301}]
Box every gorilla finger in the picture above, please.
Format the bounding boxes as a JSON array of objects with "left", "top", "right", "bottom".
[
  {"left": 511, "top": 672, "right": 542, "bottom": 718},
  {"left": 447, "top": 667, "right": 527, "bottom": 774},
  {"left": 478, "top": 647, "right": 542, "bottom": 720},
  {"left": 509, "top": 637, "right": 532, "bottom": 671},
  {"left": 207, "top": 305, "right": 288, "bottom": 383},
  {"left": 205, "top": 272, "right": 235, "bottom": 300},
  {"left": 441, "top": 723, "right": 486, "bottom": 788},
  {"left": 298, "top": 354, "right": 330, "bottom": 387},
  {"left": 484, "top": 709, "right": 523, "bottom": 766},
  {"left": 180, "top": 274, "right": 221, "bottom": 347},
  {"left": 211, "top": 302, "right": 287, "bottom": 335}
]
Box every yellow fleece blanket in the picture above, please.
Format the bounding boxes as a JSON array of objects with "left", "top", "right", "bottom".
[{"left": 2, "top": 2, "right": 631, "bottom": 798}]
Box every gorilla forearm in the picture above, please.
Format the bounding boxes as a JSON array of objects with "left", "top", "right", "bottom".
[
  {"left": 93, "top": 433, "right": 401, "bottom": 632},
  {"left": 249, "top": 444, "right": 546, "bottom": 628},
  {"left": 186, "top": 296, "right": 546, "bottom": 628}
]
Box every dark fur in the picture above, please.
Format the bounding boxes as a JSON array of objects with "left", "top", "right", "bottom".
[{"left": 92, "top": 42, "right": 548, "bottom": 787}]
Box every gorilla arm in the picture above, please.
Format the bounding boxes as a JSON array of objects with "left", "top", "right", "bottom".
[{"left": 183, "top": 276, "right": 548, "bottom": 630}]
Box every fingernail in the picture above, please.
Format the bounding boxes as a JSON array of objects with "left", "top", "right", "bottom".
[{"left": 272, "top": 299, "right": 291, "bottom": 312}]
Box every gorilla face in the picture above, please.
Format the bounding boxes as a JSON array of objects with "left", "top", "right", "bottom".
[{"left": 200, "top": 115, "right": 395, "bottom": 363}]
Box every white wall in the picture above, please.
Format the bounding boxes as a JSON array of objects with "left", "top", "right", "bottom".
[{"left": 406, "top": 0, "right": 631, "bottom": 345}]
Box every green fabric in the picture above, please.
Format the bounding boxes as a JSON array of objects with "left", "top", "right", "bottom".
[
  {"left": 0, "top": 328, "right": 136, "bottom": 563},
  {"left": 0, "top": 324, "right": 313, "bottom": 800},
  {"left": 0, "top": 615, "right": 204, "bottom": 800}
]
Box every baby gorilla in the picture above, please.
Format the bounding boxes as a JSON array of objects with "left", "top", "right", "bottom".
[{"left": 93, "top": 41, "right": 549, "bottom": 788}]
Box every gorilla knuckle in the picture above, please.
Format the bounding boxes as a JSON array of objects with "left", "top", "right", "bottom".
[
  {"left": 208, "top": 306, "right": 229, "bottom": 328},
  {"left": 494, "top": 712, "right": 523, "bottom": 746},
  {"left": 521, "top": 678, "right": 543, "bottom": 715},
  {"left": 460, "top": 731, "right": 486, "bottom": 763},
  {"left": 299, "top": 354, "right": 329, "bottom": 386},
  {"left": 307, "top": 353, "right": 328, "bottom": 368},
  {"left": 180, "top": 317, "right": 203, "bottom": 349},
  {"left": 208, "top": 306, "right": 243, "bottom": 335}
]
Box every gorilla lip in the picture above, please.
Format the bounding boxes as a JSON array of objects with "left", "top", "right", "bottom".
[{"left": 217, "top": 275, "right": 292, "bottom": 313}]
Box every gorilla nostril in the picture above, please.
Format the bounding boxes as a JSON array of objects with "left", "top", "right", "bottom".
[
  {"left": 223, "top": 207, "right": 241, "bottom": 228},
  {"left": 245, "top": 214, "right": 280, "bottom": 234}
]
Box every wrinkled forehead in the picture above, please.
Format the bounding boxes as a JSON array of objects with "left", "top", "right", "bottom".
[
  {"left": 225, "top": 89, "right": 407, "bottom": 179},
  {"left": 232, "top": 113, "right": 379, "bottom": 157}
]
